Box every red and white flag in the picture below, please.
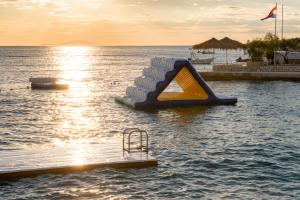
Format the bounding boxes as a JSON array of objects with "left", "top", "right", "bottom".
[{"left": 261, "top": 5, "right": 277, "bottom": 21}]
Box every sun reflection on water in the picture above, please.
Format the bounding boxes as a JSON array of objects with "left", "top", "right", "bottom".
[
  {"left": 55, "top": 46, "right": 92, "bottom": 83},
  {"left": 52, "top": 138, "right": 91, "bottom": 165},
  {"left": 68, "top": 139, "right": 89, "bottom": 165},
  {"left": 52, "top": 46, "right": 99, "bottom": 141}
]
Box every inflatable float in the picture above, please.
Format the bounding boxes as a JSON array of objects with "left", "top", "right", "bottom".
[
  {"left": 29, "top": 77, "right": 69, "bottom": 90},
  {"left": 115, "top": 57, "right": 237, "bottom": 109}
]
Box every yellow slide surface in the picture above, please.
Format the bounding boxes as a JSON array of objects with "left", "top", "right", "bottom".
[{"left": 157, "top": 67, "right": 208, "bottom": 101}]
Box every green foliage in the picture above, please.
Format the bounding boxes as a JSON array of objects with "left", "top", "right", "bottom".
[
  {"left": 263, "top": 33, "right": 280, "bottom": 60},
  {"left": 280, "top": 38, "right": 300, "bottom": 51},
  {"left": 245, "top": 39, "right": 265, "bottom": 61},
  {"left": 245, "top": 33, "right": 300, "bottom": 62}
]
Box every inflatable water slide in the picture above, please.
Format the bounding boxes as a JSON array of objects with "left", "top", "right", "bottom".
[{"left": 115, "top": 57, "right": 237, "bottom": 109}]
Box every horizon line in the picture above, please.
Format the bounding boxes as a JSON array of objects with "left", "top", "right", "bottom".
[{"left": 0, "top": 44, "right": 194, "bottom": 47}]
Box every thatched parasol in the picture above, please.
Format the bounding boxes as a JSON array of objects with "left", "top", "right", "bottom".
[
  {"left": 219, "top": 37, "right": 243, "bottom": 49},
  {"left": 192, "top": 38, "right": 221, "bottom": 49},
  {"left": 193, "top": 37, "right": 243, "bottom": 50},
  {"left": 192, "top": 37, "right": 243, "bottom": 64},
  {"left": 192, "top": 38, "right": 220, "bottom": 64},
  {"left": 219, "top": 37, "right": 243, "bottom": 64}
]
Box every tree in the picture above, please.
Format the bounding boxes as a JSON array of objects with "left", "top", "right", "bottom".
[
  {"left": 278, "top": 39, "right": 294, "bottom": 64},
  {"left": 263, "top": 33, "right": 280, "bottom": 61},
  {"left": 245, "top": 39, "right": 265, "bottom": 61},
  {"left": 278, "top": 38, "right": 300, "bottom": 64},
  {"left": 245, "top": 33, "right": 300, "bottom": 64}
]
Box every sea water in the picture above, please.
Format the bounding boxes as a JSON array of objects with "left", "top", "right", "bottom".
[{"left": 0, "top": 46, "right": 299, "bottom": 199}]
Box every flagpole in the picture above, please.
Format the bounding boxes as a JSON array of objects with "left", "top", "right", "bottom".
[
  {"left": 275, "top": 2, "right": 277, "bottom": 38},
  {"left": 274, "top": 3, "right": 277, "bottom": 66},
  {"left": 282, "top": 4, "right": 284, "bottom": 39}
]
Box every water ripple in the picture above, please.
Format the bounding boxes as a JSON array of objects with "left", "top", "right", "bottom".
[{"left": 0, "top": 47, "right": 299, "bottom": 199}]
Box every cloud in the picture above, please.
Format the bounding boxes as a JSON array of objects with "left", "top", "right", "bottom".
[
  {"left": 0, "top": 0, "right": 26, "bottom": 7},
  {"left": 1, "top": 0, "right": 300, "bottom": 45}
]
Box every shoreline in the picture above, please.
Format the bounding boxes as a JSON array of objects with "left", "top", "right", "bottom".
[{"left": 200, "top": 71, "right": 300, "bottom": 81}]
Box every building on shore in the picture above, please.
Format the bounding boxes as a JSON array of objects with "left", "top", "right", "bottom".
[{"left": 275, "top": 51, "right": 300, "bottom": 64}]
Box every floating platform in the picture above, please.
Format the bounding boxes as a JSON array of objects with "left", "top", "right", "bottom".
[
  {"left": 31, "top": 82, "right": 69, "bottom": 90},
  {"left": 200, "top": 71, "right": 300, "bottom": 81},
  {"left": 0, "top": 138, "right": 157, "bottom": 181},
  {"left": 29, "top": 77, "right": 69, "bottom": 90},
  {"left": 116, "top": 57, "right": 237, "bottom": 109}
]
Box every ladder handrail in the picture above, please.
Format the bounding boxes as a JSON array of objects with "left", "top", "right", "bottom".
[
  {"left": 123, "top": 128, "right": 149, "bottom": 153},
  {"left": 123, "top": 128, "right": 142, "bottom": 151}
]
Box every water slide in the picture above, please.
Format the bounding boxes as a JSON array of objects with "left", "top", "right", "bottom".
[{"left": 115, "top": 57, "right": 237, "bottom": 109}]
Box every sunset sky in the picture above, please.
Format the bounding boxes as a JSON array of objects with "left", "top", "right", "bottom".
[{"left": 0, "top": 0, "right": 299, "bottom": 45}]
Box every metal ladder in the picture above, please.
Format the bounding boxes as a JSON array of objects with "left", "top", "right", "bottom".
[{"left": 123, "top": 128, "right": 149, "bottom": 153}]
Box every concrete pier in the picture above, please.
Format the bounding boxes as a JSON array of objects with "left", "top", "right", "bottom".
[{"left": 200, "top": 71, "right": 300, "bottom": 81}]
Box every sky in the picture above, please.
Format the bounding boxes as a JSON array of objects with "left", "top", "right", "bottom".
[{"left": 0, "top": 0, "right": 299, "bottom": 45}]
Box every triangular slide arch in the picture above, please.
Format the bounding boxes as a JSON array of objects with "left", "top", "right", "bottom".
[{"left": 157, "top": 67, "right": 209, "bottom": 101}]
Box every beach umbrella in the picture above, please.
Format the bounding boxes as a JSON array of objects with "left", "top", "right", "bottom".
[
  {"left": 219, "top": 37, "right": 243, "bottom": 49},
  {"left": 219, "top": 37, "right": 244, "bottom": 64},
  {"left": 192, "top": 38, "right": 221, "bottom": 64},
  {"left": 192, "top": 37, "right": 221, "bottom": 50},
  {"left": 192, "top": 37, "right": 243, "bottom": 64}
]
